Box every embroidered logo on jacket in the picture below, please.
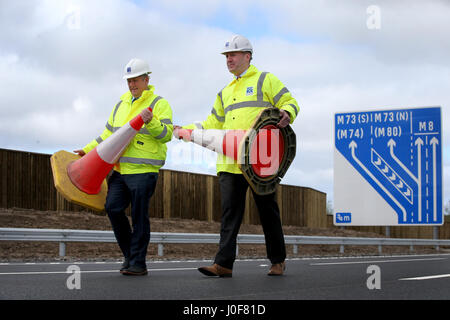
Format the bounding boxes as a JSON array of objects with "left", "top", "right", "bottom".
[{"left": 246, "top": 87, "right": 254, "bottom": 96}]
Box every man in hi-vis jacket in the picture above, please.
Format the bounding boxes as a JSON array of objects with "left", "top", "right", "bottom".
[
  {"left": 75, "top": 58, "right": 173, "bottom": 275},
  {"left": 175, "top": 35, "right": 299, "bottom": 277}
]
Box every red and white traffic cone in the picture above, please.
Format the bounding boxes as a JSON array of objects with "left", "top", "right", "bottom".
[
  {"left": 67, "top": 107, "right": 152, "bottom": 194},
  {"left": 173, "top": 126, "right": 282, "bottom": 177},
  {"left": 174, "top": 128, "right": 246, "bottom": 161},
  {"left": 173, "top": 108, "right": 296, "bottom": 195}
]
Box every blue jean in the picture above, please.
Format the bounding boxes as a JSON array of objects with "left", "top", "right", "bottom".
[{"left": 105, "top": 171, "right": 158, "bottom": 268}]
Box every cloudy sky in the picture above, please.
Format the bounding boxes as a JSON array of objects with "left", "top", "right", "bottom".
[{"left": 0, "top": 0, "right": 449, "bottom": 209}]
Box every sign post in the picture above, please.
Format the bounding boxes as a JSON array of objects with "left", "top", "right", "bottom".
[{"left": 334, "top": 106, "right": 442, "bottom": 226}]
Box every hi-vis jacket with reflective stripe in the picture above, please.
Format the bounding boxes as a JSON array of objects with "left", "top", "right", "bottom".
[
  {"left": 83, "top": 85, "right": 173, "bottom": 174},
  {"left": 184, "top": 64, "right": 299, "bottom": 174}
]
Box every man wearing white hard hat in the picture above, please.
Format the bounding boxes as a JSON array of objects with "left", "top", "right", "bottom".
[
  {"left": 74, "top": 58, "right": 173, "bottom": 275},
  {"left": 175, "top": 35, "right": 300, "bottom": 277}
]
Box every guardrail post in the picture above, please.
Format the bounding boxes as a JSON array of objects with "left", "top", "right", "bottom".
[
  {"left": 410, "top": 244, "right": 414, "bottom": 252},
  {"left": 378, "top": 245, "right": 382, "bottom": 254},
  {"left": 434, "top": 226, "right": 439, "bottom": 251},
  {"left": 59, "top": 242, "right": 66, "bottom": 257},
  {"left": 340, "top": 244, "right": 344, "bottom": 254},
  {"left": 293, "top": 244, "right": 298, "bottom": 255},
  {"left": 158, "top": 244, "right": 164, "bottom": 256},
  {"left": 236, "top": 245, "right": 239, "bottom": 257}
]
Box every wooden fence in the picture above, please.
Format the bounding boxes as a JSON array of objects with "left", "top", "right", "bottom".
[
  {"left": 0, "top": 148, "right": 327, "bottom": 228},
  {"left": 2, "top": 148, "right": 449, "bottom": 239}
]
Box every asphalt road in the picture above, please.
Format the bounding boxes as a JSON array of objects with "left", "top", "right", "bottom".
[{"left": 1, "top": 253, "right": 450, "bottom": 302}]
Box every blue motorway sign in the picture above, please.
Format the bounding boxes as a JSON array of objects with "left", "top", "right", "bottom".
[{"left": 334, "top": 107, "right": 442, "bottom": 225}]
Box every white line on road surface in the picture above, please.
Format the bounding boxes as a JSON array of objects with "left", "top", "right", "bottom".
[
  {"left": 0, "top": 267, "right": 198, "bottom": 276},
  {"left": 310, "top": 257, "right": 445, "bottom": 266},
  {"left": 1, "top": 254, "right": 450, "bottom": 266},
  {"left": 399, "top": 274, "right": 450, "bottom": 281}
]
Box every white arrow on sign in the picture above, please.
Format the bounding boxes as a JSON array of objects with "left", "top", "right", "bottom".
[
  {"left": 415, "top": 137, "right": 424, "bottom": 222},
  {"left": 430, "top": 137, "right": 439, "bottom": 222},
  {"left": 349, "top": 141, "right": 407, "bottom": 222},
  {"left": 388, "top": 139, "right": 418, "bottom": 184},
  {"left": 372, "top": 148, "right": 413, "bottom": 204}
]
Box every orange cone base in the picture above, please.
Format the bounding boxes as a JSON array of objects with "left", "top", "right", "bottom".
[
  {"left": 67, "top": 148, "right": 114, "bottom": 195},
  {"left": 50, "top": 150, "right": 108, "bottom": 212}
]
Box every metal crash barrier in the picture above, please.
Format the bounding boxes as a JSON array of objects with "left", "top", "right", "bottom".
[{"left": 1, "top": 227, "right": 450, "bottom": 258}]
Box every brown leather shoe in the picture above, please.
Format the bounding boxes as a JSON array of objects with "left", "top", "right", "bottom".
[
  {"left": 268, "top": 262, "right": 286, "bottom": 276},
  {"left": 198, "top": 264, "right": 232, "bottom": 277}
]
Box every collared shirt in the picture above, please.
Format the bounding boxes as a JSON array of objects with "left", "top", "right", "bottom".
[
  {"left": 131, "top": 96, "right": 140, "bottom": 103},
  {"left": 234, "top": 67, "right": 249, "bottom": 80}
]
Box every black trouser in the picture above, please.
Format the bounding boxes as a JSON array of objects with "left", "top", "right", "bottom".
[
  {"left": 105, "top": 171, "right": 158, "bottom": 269},
  {"left": 214, "top": 172, "right": 286, "bottom": 269}
]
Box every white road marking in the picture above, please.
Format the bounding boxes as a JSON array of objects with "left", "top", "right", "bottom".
[
  {"left": 0, "top": 267, "right": 198, "bottom": 276},
  {"left": 310, "top": 257, "right": 445, "bottom": 266},
  {"left": 399, "top": 274, "right": 450, "bottom": 281},
  {"left": 1, "top": 254, "right": 449, "bottom": 267}
]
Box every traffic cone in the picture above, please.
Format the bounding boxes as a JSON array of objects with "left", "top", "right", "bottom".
[
  {"left": 50, "top": 107, "right": 152, "bottom": 211},
  {"left": 173, "top": 108, "right": 296, "bottom": 195},
  {"left": 175, "top": 127, "right": 281, "bottom": 177},
  {"left": 174, "top": 128, "right": 247, "bottom": 161},
  {"left": 67, "top": 108, "right": 152, "bottom": 194}
]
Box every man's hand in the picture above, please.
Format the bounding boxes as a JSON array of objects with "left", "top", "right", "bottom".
[
  {"left": 277, "top": 110, "right": 291, "bottom": 128},
  {"left": 173, "top": 125, "right": 183, "bottom": 139},
  {"left": 73, "top": 149, "right": 86, "bottom": 157},
  {"left": 140, "top": 108, "right": 153, "bottom": 124}
]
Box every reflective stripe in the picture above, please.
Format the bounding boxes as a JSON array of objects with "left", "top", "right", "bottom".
[
  {"left": 160, "top": 118, "right": 172, "bottom": 125},
  {"left": 223, "top": 72, "right": 272, "bottom": 116},
  {"left": 106, "top": 122, "right": 114, "bottom": 132},
  {"left": 119, "top": 157, "right": 165, "bottom": 166},
  {"left": 218, "top": 91, "right": 224, "bottom": 107},
  {"left": 211, "top": 108, "right": 225, "bottom": 122},
  {"left": 273, "top": 87, "right": 289, "bottom": 106},
  {"left": 154, "top": 125, "right": 168, "bottom": 140},
  {"left": 288, "top": 103, "right": 299, "bottom": 116},
  {"left": 224, "top": 101, "right": 272, "bottom": 115},
  {"left": 110, "top": 96, "right": 162, "bottom": 131},
  {"left": 95, "top": 136, "right": 103, "bottom": 144},
  {"left": 106, "top": 122, "right": 151, "bottom": 135},
  {"left": 257, "top": 72, "right": 268, "bottom": 101},
  {"left": 149, "top": 96, "right": 162, "bottom": 110},
  {"left": 112, "top": 100, "right": 122, "bottom": 123}
]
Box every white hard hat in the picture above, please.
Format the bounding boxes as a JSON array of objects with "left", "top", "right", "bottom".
[
  {"left": 221, "top": 34, "right": 253, "bottom": 55},
  {"left": 123, "top": 58, "right": 152, "bottom": 79}
]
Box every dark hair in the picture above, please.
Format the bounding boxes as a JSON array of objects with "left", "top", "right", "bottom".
[{"left": 246, "top": 51, "right": 253, "bottom": 62}]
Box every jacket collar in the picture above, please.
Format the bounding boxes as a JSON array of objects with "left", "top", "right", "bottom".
[
  {"left": 122, "top": 85, "right": 155, "bottom": 101},
  {"left": 233, "top": 65, "right": 258, "bottom": 82}
]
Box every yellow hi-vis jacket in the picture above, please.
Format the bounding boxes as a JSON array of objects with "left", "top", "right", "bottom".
[
  {"left": 184, "top": 64, "right": 299, "bottom": 174},
  {"left": 83, "top": 85, "right": 173, "bottom": 174}
]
